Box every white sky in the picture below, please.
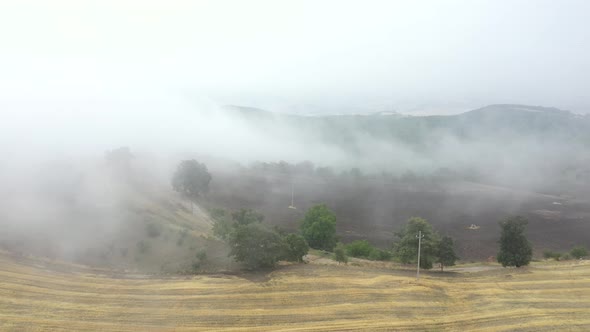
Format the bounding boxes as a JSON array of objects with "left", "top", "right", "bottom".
[{"left": 1, "top": 0, "right": 589, "bottom": 114}]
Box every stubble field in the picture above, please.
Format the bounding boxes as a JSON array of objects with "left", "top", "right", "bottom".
[{"left": 1, "top": 252, "right": 589, "bottom": 331}]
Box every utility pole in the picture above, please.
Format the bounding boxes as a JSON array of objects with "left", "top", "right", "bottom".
[
  {"left": 416, "top": 230, "right": 424, "bottom": 281},
  {"left": 288, "top": 181, "right": 296, "bottom": 210}
]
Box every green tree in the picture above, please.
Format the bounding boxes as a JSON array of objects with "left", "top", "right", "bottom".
[
  {"left": 281, "top": 234, "right": 309, "bottom": 262},
  {"left": 172, "top": 160, "right": 211, "bottom": 199},
  {"left": 228, "top": 223, "right": 283, "bottom": 269},
  {"left": 497, "top": 216, "right": 533, "bottom": 267},
  {"left": 334, "top": 243, "right": 348, "bottom": 264},
  {"left": 393, "top": 217, "right": 439, "bottom": 269},
  {"left": 436, "top": 236, "right": 458, "bottom": 271},
  {"left": 570, "top": 246, "right": 588, "bottom": 259},
  {"left": 300, "top": 204, "right": 337, "bottom": 251},
  {"left": 210, "top": 208, "right": 233, "bottom": 240}
]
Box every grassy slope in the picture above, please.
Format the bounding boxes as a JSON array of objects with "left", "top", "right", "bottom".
[{"left": 1, "top": 252, "right": 589, "bottom": 331}]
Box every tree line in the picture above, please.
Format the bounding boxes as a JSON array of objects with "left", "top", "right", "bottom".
[{"left": 172, "top": 159, "right": 587, "bottom": 271}]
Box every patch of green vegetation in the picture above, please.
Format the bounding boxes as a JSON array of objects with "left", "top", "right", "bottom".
[
  {"left": 570, "top": 246, "right": 588, "bottom": 259},
  {"left": 334, "top": 243, "right": 348, "bottom": 264},
  {"left": 345, "top": 240, "right": 392, "bottom": 261}
]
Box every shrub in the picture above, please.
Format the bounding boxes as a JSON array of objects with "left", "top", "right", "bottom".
[
  {"left": 334, "top": 243, "right": 348, "bottom": 264},
  {"left": 369, "top": 248, "right": 393, "bottom": 261},
  {"left": 346, "top": 240, "right": 374, "bottom": 258},
  {"left": 192, "top": 250, "right": 208, "bottom": 271},
  {"left": 570, "top": 246, "right": 588, "bottom": 259},
  {"left": 543, "top": 250, "right": 562, "bottom": 260}
]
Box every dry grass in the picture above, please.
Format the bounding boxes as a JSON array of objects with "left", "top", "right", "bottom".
[{"left": 1, "top": 252, "right": 589, "bottom": 331}]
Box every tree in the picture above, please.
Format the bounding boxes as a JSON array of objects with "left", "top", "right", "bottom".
[
  {"left": 334, "top": 243, "right": 348, "bottom": 264},
  {"left": 210, "top": 208, "right": 233, "bottom": 240},
  {"left": 497, "top": 216, "right": 533, "bottom": 267},
  {"left": 217, "top": 208, "right": 308, "bottom": 268},
  {"left": 393, "top": 217, "right": 439, "bottom": 269},
  {"left": 436, "top": 236, "right": 458, "bottom": 271},
  {"left": 228, "top": 223, "right": 284, "bottom": 269},
  {"left": 172, "top": 160, "right": 211, "bottom": 199},
  {"left": 570, "top": 246, "right": 588, "bottom": 259},
  {"left": 300, "top": 204, "right": 338, "bottom": 251},
  {"left": 281, "top": 234, "right": 309, "bottom": 262}
]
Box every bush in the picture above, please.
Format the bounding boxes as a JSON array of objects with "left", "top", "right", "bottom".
[
  {"left": 345, "top": 240, "right": 374, "bottom": 258},
  {"left": 561, "top": 253, "right": 572, "bottom": 260},
  {"left": 345, "top": 240, "right": 392, "bottom": 261},
  {"left": 191, "top": 250, "right": 208, "bottom": 271},
  {"left": 543, "top": 250, "right": 562, "bottom": 260},
  {"left": 369, "top": 248, "right": 393, "bottom": 261},
  {"left": 570, "top": 246, "right": 588, "bottom": 259},
  {"left": 334, "top": 243, "right": 348, "bottom": 264}
]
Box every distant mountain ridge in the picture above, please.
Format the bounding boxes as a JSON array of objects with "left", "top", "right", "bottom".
[{"left": 224, "top": 103, "right": 590, "bottom": 147}]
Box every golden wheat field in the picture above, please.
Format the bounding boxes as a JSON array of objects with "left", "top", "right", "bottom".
[{"left": 1, "top": 252, "right": 589, "bottom": 332}]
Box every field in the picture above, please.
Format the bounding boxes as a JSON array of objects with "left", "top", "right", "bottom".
[{"left": 1, "top": 252, "right": 589, "bottom": 331}]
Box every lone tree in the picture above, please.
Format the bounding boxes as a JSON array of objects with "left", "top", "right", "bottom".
[
  {"left": 393, "top": 217, "right": 439, "bottom": 269},
  {"left": 497, "top": 216, "right": 533, "bottom": 267},
  {"left": 172, "top": 160, "right": 211, "bottom": 200},
  {"left": 228, "top": 222, "right": 284, "bottom": 269},
  {"left": 300, "top": 204, "right": 338, "bottom": 251},
  {"left": 214, "top": 208, "right": 309, "bottom": 268},
  {"left": 436, "top": 235, "right": 458, "bottom": 271}
]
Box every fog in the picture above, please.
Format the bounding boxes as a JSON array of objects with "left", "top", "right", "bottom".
[
  {"left": 2, "top": 0, "right": 590, "bottom": 114},
  {"left": 1, "top": 1, "right": 590, "bottom": 265}
]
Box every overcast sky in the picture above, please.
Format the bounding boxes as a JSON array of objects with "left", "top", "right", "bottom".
[{"left": 1, "top": 0, "right": 589, "bottom": 115}]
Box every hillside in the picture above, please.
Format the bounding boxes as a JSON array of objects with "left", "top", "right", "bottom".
[
  {"left": 203, "top": 104, "right": 590, "bottom": 259},
  {"left": 1, "top": 104, "right": 589, "bottom": 266},
  {"left": 0, "top": 154, "right": 230, "bottom": 273},
  {"left": 1, "top": 251, "right": 589, "bottom": 331}
]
